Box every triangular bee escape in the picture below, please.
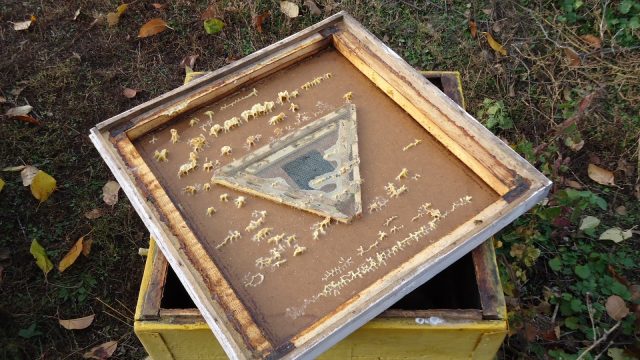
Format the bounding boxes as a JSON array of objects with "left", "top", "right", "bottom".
[{"left": 212, "top": 104, "right": 362, "bottom": 222}]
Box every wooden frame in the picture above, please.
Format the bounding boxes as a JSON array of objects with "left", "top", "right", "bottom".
[
  {"left": 134, "top": 237, "right": 507, "bottom": 360},
  {"left": 90, "top": 12, "right": 550, "bottom": 359}
]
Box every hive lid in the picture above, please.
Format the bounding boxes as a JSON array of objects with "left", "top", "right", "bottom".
[{"left": 90, "top": 12, "right": 551, "bottom": 360}]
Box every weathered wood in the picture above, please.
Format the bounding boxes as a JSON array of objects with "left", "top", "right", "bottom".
[
  {"left": 472, "top": 240, "right": 506, "bottom": 320},
  {"left": 91, "top": 11, "right": 550, "bottom": 360},
  {"left": 380, "top": 309, "right": 484, "bottom": 321},
  {"left": 140, "top": 247, "right": 169, "bottom": 320},
  {"left": 90, "top": 129, "right": 271, "bottom": 359}
]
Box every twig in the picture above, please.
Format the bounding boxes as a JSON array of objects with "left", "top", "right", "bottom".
[
  {"left": 575, "top": 321, "right": 622, "bottom": 360},
  {"left": 586, "top": 293, "right": 598, "bottom": 343}
]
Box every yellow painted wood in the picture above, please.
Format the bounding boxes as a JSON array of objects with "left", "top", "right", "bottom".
[{"left": 135, "top": 243, "right": 507, "bottom": 360}]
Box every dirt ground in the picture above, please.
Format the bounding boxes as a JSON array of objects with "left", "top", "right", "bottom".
[{"left": 1, "top": 1, "right": 639, "bottom": 359}]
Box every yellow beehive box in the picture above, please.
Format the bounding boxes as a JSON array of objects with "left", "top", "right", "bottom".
[{"left": 135, "top": 237, "right": 506, "bottom": 360}]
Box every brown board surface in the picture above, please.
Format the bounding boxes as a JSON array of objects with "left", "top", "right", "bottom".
[
  {"left": 91, "top": 12, "right": 551, "bottom": 359},
  {"left": 133, "top": 48, "right": 498, "bottom": 345}
]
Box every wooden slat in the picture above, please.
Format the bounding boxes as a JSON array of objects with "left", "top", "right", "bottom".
[
  {"left": 140, "top": 247, "right": 169, "bottom": 320},
  {"left": 472, "top": 240, "right": 506, "bottom": 320},
  {"left": 127, "top": 33, "right": 332, "bottom": 139},
  {"left": 112, "top": 134, "right": 273, "bottom": 356}
]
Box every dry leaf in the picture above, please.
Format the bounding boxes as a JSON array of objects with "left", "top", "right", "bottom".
[
  {"left": 2, "top": 165, "right": 26, "bottom": 172},
  {"left": 483, "top": 32, "right": 507, "bottom": 56},
  {"left": 179, "top": 54, "right": 198, "bottom": 69},
  {"left": 200, "top": 4, "right": 219, "bottom": 20},
  {"left": 0, "top": 96, "right": 6, "bottom": 103},
  {"left": 106, "top": 4, "right": 128, "bottom": 27},
  {"left": 102, "top": 181, "right": 121, "bottom": 206},
  {"left": 83, "top": 340, "right": 118, "bottom": 359},
  {"left": 469, "top": 19, "right": 478, "bottom": 38},
  {"left": 615, "top": 205, "right": 627, "bottom": 216},
  {"left": 280, "top": 1, "right": 300, "bottom": 18},
  {"left": 84, "top": 208, "right": 104, "bottom": 219},
  {"left": 605, "top": 295, "right": 629, "bottom": 321},
  {"left": 31, "top": 170, "right": 56, "bottom": 202},
  {"left": 579, "top": 215, "right": 600, "bottom": 230},
  {"left": 82, "top": 238, "right": 93, "bottom": 257},
  {"left": 253, "top": 11, "right": 270, "bottom": 33},
  {"left": 588, "top": 163, "right": 615, "bottom": 186},
  {"left": 21, "top": 165, "right": 39, "bottom": 186},
  {"left": 12, "top": 16, "right": 36, "bottom": 31},
  {"left": 11, "top": 115, "right": 41, "bottom": 126},
  {"left": 73, "top": 8, "right": 81, "bottom": 21},
  {"left": 122, "top": 88, "right": 137, "bottom": 98},
  {"left": 59, "top": 237, "right": 84, "bottom": 272},
  {"left": 599, "top": 227, "right": 633, "bottom": 243},
  {"left": 304, "top": 0, "right": 322, "bottom": 15},
  {"left": 138, "top": 18, "right": 169, "bottom": 38},
  {"left": 183, "top": 66, "right": 207, "bottom": 85},
  {"left": 580, "top": 34, "right": 602, "bottom": 49},
  {"left": 6, "top": 105, "right": 33, "bottom": 117},
  {"left": 0, "top": 178, "right": 4, "bottom": 193},
  {"left": 151, "top": 3, "right": 165, "bottom": 10},
  {"left": 563, "top": 178, "right": 583, "bottom": 189},
  {"left": 30, "top": 239, "right": 53, "bottom": 276},
  {"left": 564, "top": 47, "right": 581, "bottom": 66},
  {"left": 59, "top": 314, "right": 95, "bottom": 330}
]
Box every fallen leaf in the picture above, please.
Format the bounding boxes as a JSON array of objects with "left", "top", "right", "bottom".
[
  {"left": 6, "top": 105, "right": 33, "bottom": 117},
  {"left": 253, "top": 11, "right": 270, "bottom": 33},
  {"left": 599, "top": 227, "right": 633, "bottom": 243},
  {"left": 59, "top": 314, "right": 95, "bottom": 330},
  {"left": 468, "top": 19, "right": 478, "bottom": 38},
  {"left": 280, "top": 1, "right": 300, "bottom": 18},
  {"left": 615, "top": 206, "right": 627, "bottom": 215},
  {"left": 580, "top": 34, "right": 602, "bottom": 49},
  {"left": 579, "top": 216, "right": 600, "bottom": 230},
  {"left": 82, "top": 238, "right": 93, "bottom": 257},
  {"left": 304, "top": 0, "right": 322, "bottom": 15},
  {"left": 122, "top": 88, "right": 137, "bottom": 98},
  {"left": 605, "top": 295, "right": 629, "bottom": 320},
  {"left": 564, "top": 136, "right": 584, "bottom": 152},
  {"left": 200, "top": 4, "right": 219, "bottom": 20},
  {"left": 483, "top": 32, "right": 507, "bottom": 56},
  {"left": 83, "top": 340, "right": 118, "bottom": 359},
  {"left": 151, "top": 3, "right": 165, "bottom": 10},
  {"left": 179, "top": 54, "right": 198, "bottom": 69},
  {"left": 21, "top": 165, "right": 39, "bottom": 186},
  {"left": 31, "top": 170, "right": 56, "bottom": 202},
  {"left": 588, "top": 163, "right": 615, "bottom": 186},
  {"left": 564, "top": 47, "right": 581, "bottom": 66},
  {"left": 0, "top": 178, "right": 4, "bottom": 193},
  {"left": 183, "top": 66, "right": 207, "bottom": 85},
  {"left": 0, "top": 96, "right": 6, "bottom": 103},
  {"left": 102, "top": 181, "right": 120, "bottom": 206},
  {"left": 2, "top": 165, "right": 26, "bottom": 172},
  {"left": 106, "top": 4, "right": 128, "bottom": 27},
  {"left": 12, "top": 16, "right": 36, "bottom": 31},
  {"left": 73, "top": 8, "right": 81, "bottom": 21},
  {"left": 563, "top": 178, "right": 583, "bottom": 189},
  {"left": 11, "top": 115, "right": 41, "bottom": 126},
  {"left": 59, "top": 237, "right": 84, "bottom": 272},
  {"left": 30, "top": 239, "right": 53, "bottom": 276},
  {"left": 138, "top": 18, "right": 168, "bottom": 38},
  {"left": 203, "top": 18, "right": 225, "bottom": 35},
  {"left": 84, "top": 208, "right": 104, "bottom": 219}
]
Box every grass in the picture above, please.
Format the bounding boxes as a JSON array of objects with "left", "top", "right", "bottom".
[{"left": 1, "top": 0, "right": 639, "bottom": 359}]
